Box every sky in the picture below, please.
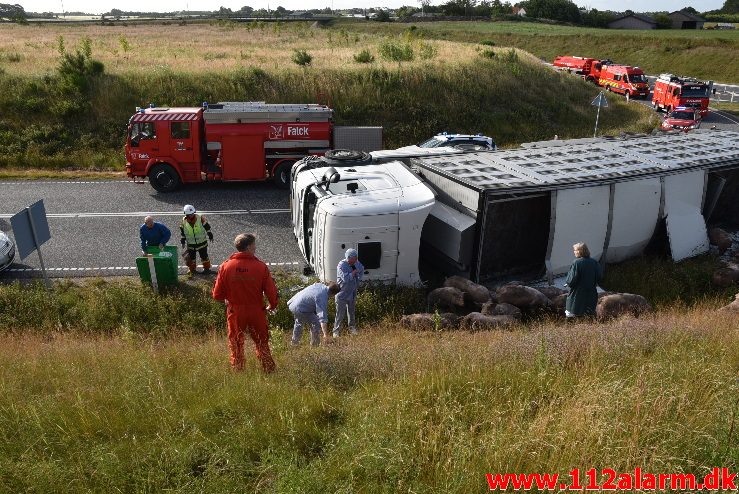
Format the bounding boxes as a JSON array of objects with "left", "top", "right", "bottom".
[{"left": 20, "top": 0, "right": 725, "bottom": 15}]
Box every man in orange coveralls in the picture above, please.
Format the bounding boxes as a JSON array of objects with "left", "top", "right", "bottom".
[{"left": 212, "top": 233, "right": 279, "bottom": 373}]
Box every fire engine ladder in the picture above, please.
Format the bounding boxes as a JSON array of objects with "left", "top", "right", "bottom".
[{"left": 202, "top": 102, "right": 334, "bottom": 124}]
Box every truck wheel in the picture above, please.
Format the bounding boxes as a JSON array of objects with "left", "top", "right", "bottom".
[
  {"left": 273, "top": 160, "right": 295, "bottom": 189},
  {"left": 148, "top": 164, "right": 181, "bottom": 192},
  {"left": 324, "top": 149, "right": 372, "bottom": 166}
]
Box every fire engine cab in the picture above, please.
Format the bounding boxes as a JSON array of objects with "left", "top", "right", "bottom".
[
  {"left": 125, "top": 101, "right": 382, "bottom": 192},
  {"left": 598, "top": 65, "right": 649, "bottom": 99},
  {"left": 652, "top": 74, "right": 712, "bottom": 117}
]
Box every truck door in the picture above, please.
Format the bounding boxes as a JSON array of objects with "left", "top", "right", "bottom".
[
  {"left": 128, "top": 121, "right": 159, "bottom": 157},
  {"left": 169, "top": 121, "right": 195, "bottom": 164},
  {"left": 220, "top": 135, "right": 265, "bottom": 181}
]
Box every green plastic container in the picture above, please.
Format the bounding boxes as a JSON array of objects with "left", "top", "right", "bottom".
[{"left": 136, "top": 245, "right": 179, "bottom": 286}]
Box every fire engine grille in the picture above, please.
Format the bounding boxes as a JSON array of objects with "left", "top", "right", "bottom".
[{"left": 414, "top": 130, "right": 739, "bottom": 194}]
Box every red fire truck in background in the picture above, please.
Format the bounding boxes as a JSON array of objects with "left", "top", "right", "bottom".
[
  {"left": 552, "top": 55, "right": 604, "bottom": 82},
  {"left": 553, "top": 55, "right": 649, "bottom": 99},
  {"left": 652, "top": 73, "right": 712, "bottom": 116},
  {"left": 125, "top": 101, "right": 383, "bottom": 192},
  {"left": 598, "top": 65, "right": 649, "bottom": 98}
]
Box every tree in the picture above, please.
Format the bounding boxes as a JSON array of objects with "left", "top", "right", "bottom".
[
  {"left": 374, "top": 9, "right": 391, "bottom": 21},
  {"left": 274, "top": 6, "right": 287, "bottom": 17},
  {"left": 680, "top": 6, "right": 698, "bottom": 14},
  {"left": 239, "top": 6, "right": 254, "bottom": 14},
  {"left": 581, "top": 8, "right": 614, "bottom": 27},
  {"left": 654, "top": 12, "right": 671, "bottom": 29},
  {"left": 490, "top": 0, "right": 512, "bottom": 17},
  {"left": 441, "top": 0, "right": 478, "bottom": 16},
  {"left": 0, "top": 3, "right": 26, "bottom": 22},
  {"left": 520, "top": 0, "right": 581, "bottom": 23},
  {"left": 721, "top": 0, "right": 739, "bottom": 13}
]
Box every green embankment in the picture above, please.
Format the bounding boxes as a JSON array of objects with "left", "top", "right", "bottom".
[
  {"left": 0, "top": 49, "right": 656, "bottom": 171},
  {"left": 0, "top": 308, "right": 736, "bottom": 492},
  {"left": 337, "top": 20, "right": 739, "bottom": 83}
]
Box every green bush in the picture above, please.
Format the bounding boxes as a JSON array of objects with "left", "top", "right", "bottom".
[
  {"left": 418, "top": 42, "right": 437, "bottom": 60},
  {"left": 353, "top": 49, "right": 375, "bottom": 64},
  {"left": 479, "top": 39, "right": 496, "bottom": 46},
  {"left": 292, "top": 49, "right": 313, "bottom": 66},
  {"left": 480, "top": 48, "right": 496, "bottom": 59},
  {"left": 379, "top": 40, "right": 414, "bottom": 62}
]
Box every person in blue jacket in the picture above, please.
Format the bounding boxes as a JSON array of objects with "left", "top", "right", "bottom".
[
  {"left": 564, "top": 242, "right": 602, "bottom": 318},
  {"left": 139, "top": 215, "right": 171, "bottom": 255},
  {"left": 287, "top": 281, "right": 341, "bottom": 346},
  {"left": 333, "top": 248, "right": 364, "bottom": 337}
]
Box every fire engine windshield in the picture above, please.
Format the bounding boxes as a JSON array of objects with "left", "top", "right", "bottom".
[
  {"left": 129, "top": 122, "right": 156, "bottom": 145},
  {"left": 628, "top": 74, "right": 648, "bottom": 84},
  {"left": 681, "top": 86, "right": 709, "bottom": 98}
]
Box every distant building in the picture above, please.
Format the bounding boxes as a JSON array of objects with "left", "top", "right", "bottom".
[
  {"left": 512, "top": 6, "right": 526, "bottom": 16},
  {"left": 607, "top": 13, "right": 656, "bottom": 30},
  {"left": 668, "top": 11, "right": 705, "bottom": 29}
]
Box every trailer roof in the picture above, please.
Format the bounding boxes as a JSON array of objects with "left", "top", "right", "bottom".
[
  {"left": 202, "top": 101, "right": 333, "bottom": 123},
  {"left": 412, "top": 130, "right": 739, "bottom": 194}
]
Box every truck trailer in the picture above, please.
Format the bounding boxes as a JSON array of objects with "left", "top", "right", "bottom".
[
  {"left": 125, "top": 101, "right": 382, "bottom": 192},
  {"left": 291, "top": 130, "right": 739, "bottom": 285}
]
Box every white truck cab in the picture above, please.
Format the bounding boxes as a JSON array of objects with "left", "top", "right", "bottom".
[{"left": 291, "top": 159, "right": 435, "bottom": 284}]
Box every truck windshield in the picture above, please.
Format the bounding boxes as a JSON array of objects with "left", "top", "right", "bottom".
[
  {"left": 681, "top": 86, "right": 709, "bottom": 98},
  {"left": 129, "top": 122, "right": 156, "bottom": 146},
  {"left": 628, "top": 74, "right": 647, "bottom": 84},
  {"left": 418, "top": 137, "right": 446, "bottom": 148},
  {"left": 303, "top": 188, "right": 318, "bottom": 261}
]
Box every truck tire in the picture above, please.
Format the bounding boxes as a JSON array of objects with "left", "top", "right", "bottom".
[
  {"left": 273, "top": 160, "right": 295, "bottom": 189},
  {"left": 148, "top": 163, "right": 181, "bottom": 192},
  {"left": 324, "top": 149, "right": 372, "bottom": 166}
]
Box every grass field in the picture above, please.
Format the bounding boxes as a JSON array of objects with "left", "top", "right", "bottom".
[
  {"left": 0, "top": 308, "right": 737, "bottom": 492},
  {"left": 335, "top": 19, "right": 739, "bottom": 83},
  {"left": 0, "top": 21, "right": 658, "bottom": 171}
]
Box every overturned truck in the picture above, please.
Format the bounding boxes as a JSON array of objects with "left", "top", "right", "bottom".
[{"left": 291, "top": 130, "right": 739, "bottom": 285}]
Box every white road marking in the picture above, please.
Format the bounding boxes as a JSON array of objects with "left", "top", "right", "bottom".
[
  {"left": 5, "top": 262, "right": 300, "bottom": 273},
  {"left": 708, "top": 109, "right": 739, "bottom": 125},
  {"left": 0, "top": 180, "right": 129, "bottom": 185},
  {"left": 0, "top": 209, "right": 289, "bottom": 219}
]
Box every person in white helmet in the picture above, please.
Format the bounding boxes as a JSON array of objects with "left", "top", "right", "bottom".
[{"left": 180, "top": 204, "right": 214, "bottom": 275}]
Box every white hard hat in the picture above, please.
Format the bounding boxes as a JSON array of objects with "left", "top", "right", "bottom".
[{"left": 183, "top": 204, "right": 196, "bottom": 215}]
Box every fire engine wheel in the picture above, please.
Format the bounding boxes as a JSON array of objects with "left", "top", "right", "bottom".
[
  {"left": 323, "top": 149, "right": 372, "bottom": 166},
  {"left": 273, "top": 160, "right": 295, "bottom": 190},
  {"left": 148, "top": 164, "right": 181, "bottom": 192}
]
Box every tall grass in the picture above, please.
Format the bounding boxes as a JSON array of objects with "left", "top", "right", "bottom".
[
  {"left": 338, "top": 20, "right": 739, "bottom": 83},
  {"left": 0, "top": 309, "right": 736, "bottom": 492},
  {"left": 0, "top": 22, "right": 658, "bottom": 171}
]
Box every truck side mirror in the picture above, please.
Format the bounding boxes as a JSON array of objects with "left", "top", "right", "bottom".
[
  {"left": 321, "top": 167, "right": 341, "bottom": 192},
  {"left": 347, "top": 182, "right": 359, "bottom": 194}
]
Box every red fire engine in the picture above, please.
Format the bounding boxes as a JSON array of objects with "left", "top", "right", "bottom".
[
  {"left": 597, "top": 65, "right": 649, "bottom": 99},
  {"left": 553, "top": 56, "right": 649, "bottom": 99},
  {"left": 125, "top": 101, "right": 382, "bottom": 192},
  {"left": 552, "top": 55, "right": 604, "bottom": 82},
  {"left": 651, "top": 73, "right": 712, "bottom": 116}
]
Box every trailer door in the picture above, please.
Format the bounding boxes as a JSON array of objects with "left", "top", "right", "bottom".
[
  {"left": 220, "top": 135, "right": 265, "bottom": 181},
  {"left": 546, "top": 185, "right": 610, "bottom": 276},
  {"left": 605, "top": 179, "right": 661, "bottom": 263},
  {"left": 664, "top": 171, "right": 709, "bottom": 261}
]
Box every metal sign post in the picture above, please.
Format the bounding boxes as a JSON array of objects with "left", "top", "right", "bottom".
[
  {"left": 591, "top": 92, "right": 609, "bottom": 138},
  {"left": 10, "top": 200, "right": 52, "bottom": 289}
]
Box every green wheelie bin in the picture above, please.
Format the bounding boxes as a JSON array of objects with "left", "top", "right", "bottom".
[{"left": 136, "top": 245, "right": 179, "bottom": 287}]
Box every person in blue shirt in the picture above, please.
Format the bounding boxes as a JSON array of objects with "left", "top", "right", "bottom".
[
  {"left": 333, "top": 248, "right": 364, "bottom": 337},
  {"left": 287, "top": 281, "right": 340, "bottom": 346},
  {"left": 139, "top": 215, "right": 171, "bottom": 255}
]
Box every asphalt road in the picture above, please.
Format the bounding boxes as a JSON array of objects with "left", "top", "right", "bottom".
[{"left": 0, "top": 180, "right": 304, "bottom": 279}]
